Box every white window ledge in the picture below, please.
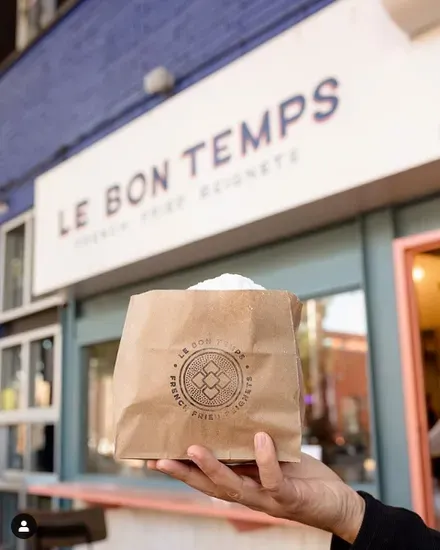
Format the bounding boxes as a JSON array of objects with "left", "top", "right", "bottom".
[
  {"left": 0, "top": 477, "right": 27, "bottom": 492},
  {"left": 0, "top": 293, "right": 66, "bottom": 324},
  {"left": 0, "top": 472, "right": 58, "bottom": 491},
  {"left": 0, "top": 407, "right": 59, "bottom": 426}
]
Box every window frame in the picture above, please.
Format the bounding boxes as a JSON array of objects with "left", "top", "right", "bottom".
[
  {"left": 0, "top": 323, "right": 62, "bottom": 425},
  {"left": 0, "top": 210, "right": 65, "bottom": 322},
  {"left": 83, "top": 338, "right": 167, "bottom": 480},
  {"left": 0, "top": 0, "right": 81, "bottom": 74},
  {"left": 16, "top": 0, "right": 58, "bottom": 53},
  {"left": 0, "top": 324, "right": 61, "bottom": 483}
]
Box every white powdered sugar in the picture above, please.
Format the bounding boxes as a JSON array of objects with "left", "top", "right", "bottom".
[{"left": 188, "top": 273, "right": 265, "bottom": 290}]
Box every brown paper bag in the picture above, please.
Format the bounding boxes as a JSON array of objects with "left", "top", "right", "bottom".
[{"left": 113, "top": 289, "right": 303, "bottom": 462}]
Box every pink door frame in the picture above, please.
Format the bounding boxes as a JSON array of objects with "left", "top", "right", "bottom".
[{"left": 393, "top": 229, "right": 440, "bottom": 527}]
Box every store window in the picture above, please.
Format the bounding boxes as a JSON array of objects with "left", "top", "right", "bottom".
[
  {"left": 85, "top": 341, "right": 159, "bottom": 477},
  {"left": 0, "top": 0, "right": 76, "bottom": 67},
  {"left": 299, "top": 290, "right": 375, "bottom": 484},
  {"left": 29, "top": 337, "right": 54, "bottom": 408},
  {"left": 0, "top": 211, "right": 62, "bottom": 319},
  {"left": 5, "top": 425, "right": 25, "bottom": 470},
  {"left": 84, "top": 290, "right": 373, "bottom": 483},
  {"left": 0, "top": 326, "right": 60, "bottom": 478},
  {"left": 0, "top": 346, "right": 22, "bottom": 410},
  {"left": 0, "top": 422, "right": 56, "bottom": 476},
  {"left": 0, "top": 212, "right": 32, "bottom": 315},
  {"left": 3, "top": 224, "right": 25, "bottom": 311}
]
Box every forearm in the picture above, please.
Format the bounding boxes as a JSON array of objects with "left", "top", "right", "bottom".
[{"left": 331, "top": 492, "right": 440, "bottom": 550}]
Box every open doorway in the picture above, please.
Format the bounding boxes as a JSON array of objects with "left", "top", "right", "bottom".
[
  {"left": 412, "top": 252, "right": 440, "bottom": 527},
  {"left": 393, "top": 230, "right": 440, "bottom": 529}
]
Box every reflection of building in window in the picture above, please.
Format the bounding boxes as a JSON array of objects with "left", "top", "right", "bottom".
[
  {"left": 86, "top": 341, "right": 158, "bottom": 476},
  {"left": 299, "top": 290, "right": 373, "bottom": 483},
  {"left": 342, "top": 397, "right": 361, "bottom": 435},
  {"left": 0, "top": 346, "right": 22, "bottom": 411},
  {"left": 323, "top": 331, "right": 370, "bottom": 440},
  {"left": 87, "top": 342, "right": 120, "bottom": 471},
  {"left": 30, "top": 338, "right": 54, "bottom": 408},
  {"left": 3, "top": 224, "right": 25, "bottom": 311},
  {"left": 5, "top": 425, "right": 25, "bottom": 470},
  {"left": 30, "top": 424, "right": 54, "bottom": 472},
  {"left": 88, "top": 355, "right": 115, "bottom": 458}
]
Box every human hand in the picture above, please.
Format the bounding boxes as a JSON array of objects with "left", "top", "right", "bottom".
[{"left": 147, "top": 432, "right": 365, "bottom": 543}]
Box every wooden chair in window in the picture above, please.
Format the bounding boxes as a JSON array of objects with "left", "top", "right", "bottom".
[{"left": 21, "top": 506, "right": 107, "bottom": 550}]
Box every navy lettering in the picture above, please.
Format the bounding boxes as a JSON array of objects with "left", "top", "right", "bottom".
[
  {"left": 127, "top": 173, "right": 146, "bottom": 205},
  {"left": 106, "top": 185, "right": 121, "bottom": 216},
  {"left": 75, "top": 200, "right": 88, "bottom": 229},
  {"left": 241, "top": 111, "right": 271, "bottom": 156},
  {"left": 58, "top": 211, "right": 69, "bottom": 237},
  {"left": 213, "top": 129, "right": 232, "bottom": 167},
  {"left": 279, "top": 95, "right": 306, "bottom": 138},
  {"left": 152, "top": 161, "right": 169, "bottom": 194},
  {"left": 182, "top": 142, "right": 206, "bottom": 177},
  {"left": 313, "top": 78, "right": 339, "bottom": 121}
]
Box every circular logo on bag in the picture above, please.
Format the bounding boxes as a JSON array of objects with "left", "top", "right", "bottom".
[
  {"left": 170, "top": 341, "right": 253, "bottom": 418},
  {"left": 180, "top": 349, "right": 243, "bottom": 411}
]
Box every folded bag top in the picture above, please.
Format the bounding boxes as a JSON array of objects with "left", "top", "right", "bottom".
[{"left": 113, "top": 275, "right": 303, "bottom": 463}]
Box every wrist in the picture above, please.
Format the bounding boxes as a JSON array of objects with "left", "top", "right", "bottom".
[{"left": 333, "top": 489, "right": 366, "bottom": 544}]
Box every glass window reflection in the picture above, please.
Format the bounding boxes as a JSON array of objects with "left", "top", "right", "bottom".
[
  {"left": 299, "top": 290, "right": 375, "bottom": 483},
  {"left": 29, "top": 337, "right": 54, "bottom": 407},
  {"left": 84, "top": 290, "right": 374, "bottom": 484},
  {"left": 29, "top": 423, "right": 55, "bottom": 473},
  {"left": 86, "top": 341, "right": 163, "bottom": 478},
  {"left": 3, "top": 224, "right": 25, "bottom": 311},
  {"left": 0, "top": 346, "right": 23, "bottom": 411},
  {"left": 0, "top": 425, "right": 26, "bottom": 471}
]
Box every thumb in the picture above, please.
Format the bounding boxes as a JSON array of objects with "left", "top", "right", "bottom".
[{"left": 254, "top": 433, "right": 285, "bottom": 493}]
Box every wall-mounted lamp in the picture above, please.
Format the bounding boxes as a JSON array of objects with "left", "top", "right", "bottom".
[
  {"left": 412, "top": 266, "right": 425, "bottom": 282},
  {"left": 0, "top": 197, "right": 9, "bottom": 215},
  {"left": 143, "top": 66, "right": 175, "bottom": 95}
]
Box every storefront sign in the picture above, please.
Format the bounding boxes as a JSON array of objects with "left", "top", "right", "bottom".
[{"left": 34, "top": 0, "right": 440, "bottom": 295}]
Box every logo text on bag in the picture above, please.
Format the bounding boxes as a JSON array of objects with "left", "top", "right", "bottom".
[{"left": 170, "top": 339, "right": 253, "bottom": 419}]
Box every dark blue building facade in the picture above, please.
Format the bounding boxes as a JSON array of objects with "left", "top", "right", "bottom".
[{"left": 0, "top": 0, "right": 334, "bottom": 223}]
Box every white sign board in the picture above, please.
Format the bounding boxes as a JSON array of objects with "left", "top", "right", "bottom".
[{"left": 34, "top": 0, "right": 440, "bottom": 295}]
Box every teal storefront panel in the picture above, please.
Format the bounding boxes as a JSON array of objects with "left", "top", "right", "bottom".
[
  {"left": 76, "top": 222, "right": 364, "bottom": 345},
  {"left": 395, "top": 195, "right": 440, "bottom": 237}
]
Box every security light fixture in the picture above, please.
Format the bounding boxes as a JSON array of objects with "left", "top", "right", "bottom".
[
  {"left": 0, "top": 198, "right": 9, "bottom": 215},
  {"left": 143, "top": 66, "right": 175, "bottom": 95}
]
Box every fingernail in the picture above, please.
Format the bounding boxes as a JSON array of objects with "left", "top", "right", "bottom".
[
  {"left": 255, "top": 432, "right": 267, "bottom": 449},
  {"left": 188, "top": 453, "right": 199, "bottom": 465},
  {"left": 156, "top": 460, "right": 169, "bottom": 472},
  {"left": 187, "top": 447, "right": 197, "bottom": 462}
]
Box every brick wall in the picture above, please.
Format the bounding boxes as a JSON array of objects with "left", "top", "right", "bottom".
[{"left": 0, "top": 0, "right": 335, "bottom": 222}]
